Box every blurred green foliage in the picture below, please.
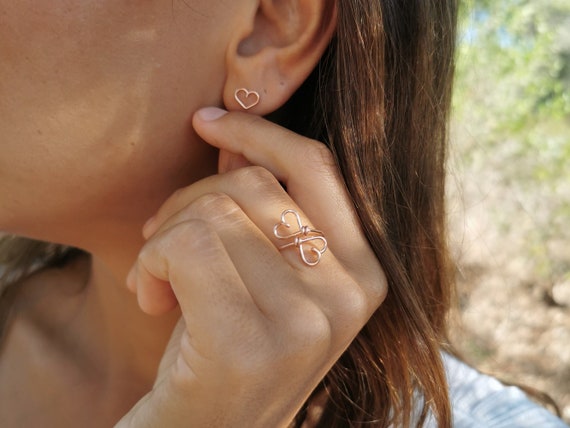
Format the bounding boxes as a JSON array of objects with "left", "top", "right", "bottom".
[{"left": 452, "top": 0, "right": 570, "bottom": 284}]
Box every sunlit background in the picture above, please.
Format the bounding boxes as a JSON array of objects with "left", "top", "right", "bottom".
[
  {"left": 0, "top": 0, "right": 567, "bottom": 422},
  {"left": 449, "top": 0, "right": 570, "bottom": 421}
]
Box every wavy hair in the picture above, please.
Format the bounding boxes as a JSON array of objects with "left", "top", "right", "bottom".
[
  {"left": 286, "top": 0, "right": 458, "bottom": 425},
  {"left": 0, "top": 0, "right": 458, "bottom": 426}
]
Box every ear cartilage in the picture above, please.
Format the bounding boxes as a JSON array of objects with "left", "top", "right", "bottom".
[{"left": 235, "top": 88, "right": 260, "bottom": 110}]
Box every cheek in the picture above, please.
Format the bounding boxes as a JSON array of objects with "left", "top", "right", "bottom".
[
  {"left": 0, "top": 0, "right": 229, "bottom": 129},
  {"left": 0, "top": 0, "right": 226, "bottom": 153},
  {"left": 0, "top": 0, "right": 168, "bottom": 133},
  {"left": 0, "top": 0, "right": 225, "bottom": 236}
]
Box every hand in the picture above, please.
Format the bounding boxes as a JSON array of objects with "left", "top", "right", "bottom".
[{"left": 116, "top": 108, "right": 387, "bottom": 427}]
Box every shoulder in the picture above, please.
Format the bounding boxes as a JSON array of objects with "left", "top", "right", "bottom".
[
  {"left": 10, "top": 252, "right": 89, "bottom": 320},
  {"left": 441, "top": 353, "right": 568, "bottom": 428}
]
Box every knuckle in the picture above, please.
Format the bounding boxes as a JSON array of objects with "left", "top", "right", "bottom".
[
  {"left": 355, "top": 264, "right": 389, "bottom": 312},
  {"left": 165, "top": 186, "right": 191, "bottom": 212},
  {"left": 288, "top": 304, "right": 332, "bottom": 354},
  {"left": 162, "top": 219, "right": 217, "bottom": 255},
  {"left": 367, "top": 275, "right": 389, "bottom": 309},
  {"left": 301, "top": 141, "right": 336, "bottom": 172},
  {"left": 230, "top": 166, "right": 279, "bottom": 192},
  {"left": 188, "top": 192, "right": 243, "bottom": 226},
  {"left": 170, "top": 186, "right": 188, "bottom": 202},
  {"left": 190, "top": 192, "right": 234, "bottom": 214},
  {"left": 135, "top": 245, "right": 153, "bottom": 271},
  {"left": 136, "top": 220, "right": 217, "bottom": 275},
  {"left": 337, "top": 286, "right": 371, "bottom": 328}
]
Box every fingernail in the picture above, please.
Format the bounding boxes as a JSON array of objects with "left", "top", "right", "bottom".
[{"left": 197, "top": 107, "right": 228, "bottom": 122}]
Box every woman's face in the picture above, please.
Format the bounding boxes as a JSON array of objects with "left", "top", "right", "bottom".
[{"left": 0, "top": 0, "right": 238, "bottom": 245}]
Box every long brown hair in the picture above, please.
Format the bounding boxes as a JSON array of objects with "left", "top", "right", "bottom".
[
  {"left": 283, "top": 0, "right": 458, "bottom": 425},
  {"left": 0, "top": 0, "right": 458, "bottom": 426}
]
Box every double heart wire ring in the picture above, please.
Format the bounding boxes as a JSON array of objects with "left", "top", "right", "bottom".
[{"left": 273, "top": 209, "right": 328, "bottom": 267}]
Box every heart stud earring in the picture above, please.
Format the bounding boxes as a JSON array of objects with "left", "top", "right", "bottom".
[{"left": 235, "top": 88, "right": 260, "bottom": 110}]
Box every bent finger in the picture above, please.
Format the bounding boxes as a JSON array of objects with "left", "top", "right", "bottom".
[
  {"left": 193, "top": 110, "right": 384, "bottom": 296},
  {"left": 133, "top": 219, "right": 266, "bottom": 355}
]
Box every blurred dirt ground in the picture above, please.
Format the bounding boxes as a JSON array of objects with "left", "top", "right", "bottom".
[{"left": 448, "top": 165, "right": 570, "bottom": 423}]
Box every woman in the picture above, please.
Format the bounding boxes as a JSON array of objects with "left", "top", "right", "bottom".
[{"left": 0, "top": 1, "right": 565, "bottom": 427}]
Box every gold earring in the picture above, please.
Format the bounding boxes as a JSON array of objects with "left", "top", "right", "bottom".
[{"left": 234, "top": 88, "right": 260, "bottom": 110}]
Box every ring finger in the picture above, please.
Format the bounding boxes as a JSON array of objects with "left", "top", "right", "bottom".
[{"left": 145, "top": 166, "right": 335, "bottom": 272}]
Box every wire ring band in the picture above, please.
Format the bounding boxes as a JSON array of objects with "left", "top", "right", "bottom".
[{"left": 273, "top": 209, "right": 328, "bottom": 266}]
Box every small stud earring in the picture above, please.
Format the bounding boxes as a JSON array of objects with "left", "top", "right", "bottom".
[{"left": 235, "top": 88, "right": 260, "bottom": 110}]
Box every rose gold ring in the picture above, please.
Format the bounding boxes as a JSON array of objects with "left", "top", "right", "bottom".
[{"left": 273, "top": 209, "right": 328, "bottom": 267}]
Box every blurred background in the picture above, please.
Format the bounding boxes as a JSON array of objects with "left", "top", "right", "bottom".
[{"left": 449, "top": 0, "right": 570, "bottom": 422}]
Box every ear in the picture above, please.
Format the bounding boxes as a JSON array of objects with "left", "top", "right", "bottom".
[{"left": 223, "top": 0, "right": 337, "bottom": 115}]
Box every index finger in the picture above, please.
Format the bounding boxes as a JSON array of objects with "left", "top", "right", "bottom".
[
  {"left": 193, "top": 108, "right": 365, "bottom": 251},
  {"left": 192, "top": 108, "right": 385, "bottom": 298}
]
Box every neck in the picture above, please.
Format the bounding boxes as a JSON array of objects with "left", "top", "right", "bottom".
[
  {"left": 55, "top": 221, "right": 181, "bottom": 390},
  {"left": 83, "top": 254, "right": 180, "bottom": 385},
  {"left": 1, "top": 234, "right": 181, "bottom": 424}
]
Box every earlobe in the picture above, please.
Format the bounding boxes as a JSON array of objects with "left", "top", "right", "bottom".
[
  {"left": 234, "top": 88, "right": 261, "bottom": 110},
  {"left": 223, "top": 0, "right": 337, "bottom": 115}
]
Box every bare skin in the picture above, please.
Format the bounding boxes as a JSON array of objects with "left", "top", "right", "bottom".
[
  {"left": 0, "top": 255, "right": 174, "bottom": 426},
  {"left": 1, "top": 3, "right": 221, "bottom": 420},
  {"left": 0, "top": 0, "right": 386, "bottom": 426}
]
